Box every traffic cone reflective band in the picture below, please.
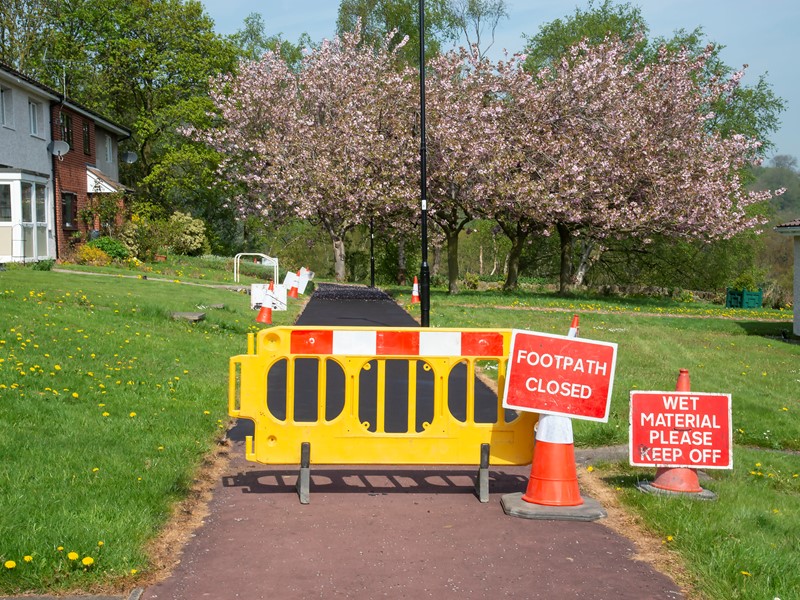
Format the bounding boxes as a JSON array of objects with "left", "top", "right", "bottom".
[
  {"left": 649, "top": 369, "right": 703, "bottom": 493},
  {"left": 522, "top": 415, "right": 583, "bottom": 506},
  {"left": 288, "top": 271, "right": 299, "bottom": 299},
  {"left": 568, "top": 314, "right": 579, "bottom": 338},
  {"left": 256, "top": 305, "right": 272, "bottom": 324},
  {"left": 411, "top": 276, "right": 420, "bottom": 304}
]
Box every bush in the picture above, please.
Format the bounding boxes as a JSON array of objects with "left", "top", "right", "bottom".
[
  {"left": 31, "top": 259, "right": 55, "bottom": 271},
  {"left": 76, "top": 245, "right": 111, "bottom": 266},
  {"left": 166, "top": 212, "right": 209, "bottom": 256},
  {"left": 87, "top": 237, "right": 129, "bottom": 260}
]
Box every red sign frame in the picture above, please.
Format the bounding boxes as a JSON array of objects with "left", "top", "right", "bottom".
[
  {"left": 629, "top": 391, "right": 732, "bottom": 469},
  {"left": 502, "top": 330, "right": 617, "bottom": 422}
]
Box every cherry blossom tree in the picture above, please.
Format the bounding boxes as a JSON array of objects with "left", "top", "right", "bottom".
[
  {"left": 480, "top": 37, "right": 779, "bottom": 293},
  {"left": 197, "top": 27, "right": 418, "bottom": 281}
]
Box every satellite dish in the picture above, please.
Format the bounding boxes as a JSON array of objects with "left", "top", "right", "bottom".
[
  {"left": 49, "top": 140, "right": 70, "bottom": 157},
  {"left": 121, "top": 151, "right": 138, "bottom": 164}
]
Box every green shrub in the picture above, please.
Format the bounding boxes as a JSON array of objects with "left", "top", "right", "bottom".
[
  {"left": 76, "top": 245, "right": 111, "bottom": 266},
  {"left": 31, "top": 259, "right": 55, "bottom": 271},
  {"left": 166, "top": 212, "right": 210, "bottom": 256},
  {"left": 731, "top": 272, "right": 759, "bottom": 292},
  {"left": 87, "top": 236, "right": 129, "bottom": 260}
]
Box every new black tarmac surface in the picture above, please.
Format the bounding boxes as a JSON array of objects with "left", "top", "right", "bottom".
[{"left": 3, "top": 284, "right": 685, "bottom": 600}]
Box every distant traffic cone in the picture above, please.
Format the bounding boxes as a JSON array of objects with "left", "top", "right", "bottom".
[
  {"left": 411, "top": 276, "right": 420, "bottom": 304},
  {"left": 649, "top": 369, "right": 703, "bottom": 494},
  {"left": 256, "top": 305, "right": 272, "bottom": 324},
  {"left": 568, "top": 314, "right": 579, "bottom": 337},
  {"left": 288, "top": 270, "right": 299, "bottom": 299}
]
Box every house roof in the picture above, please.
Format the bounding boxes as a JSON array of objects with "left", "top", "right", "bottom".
[
  {"left": 87, "top": 166, "right": 132, "bottom": 193},
  {"left": 775, "top": 219, "right": 800, "bottom": 235},
  {"left": 0, "top": 61, "right": 130, "bottom": 139}
]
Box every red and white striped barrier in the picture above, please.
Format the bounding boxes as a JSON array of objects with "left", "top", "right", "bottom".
[{"left": 289, "top": 329, "right": 505, "bottom": 357}]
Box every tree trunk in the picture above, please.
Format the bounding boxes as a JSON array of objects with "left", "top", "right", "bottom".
[
  {"left": 557, "top": 222, "right": 574, "bottom": 295},
  {"left": 397, "top": 238, "right": 406, "bottom": 286},
  {"left": 446, "top": 228, "right": 460, "bottom": 294},
  {"left": 503, "top": 228, "right": 529, "bottom": 291},
  {"left": 332, "top": 235, "right": 346, "bottom": 282},
  {"left": 479, "top": 244, "right": 484, "bottom": 276},
  {"left": 573, "top": 239, "right": 601, "bottom": 287},
  {"left": 432, "top": 244, "right": 441, "bottom": 276}
]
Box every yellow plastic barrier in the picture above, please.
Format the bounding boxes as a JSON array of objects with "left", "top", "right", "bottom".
[{"left": 229, "top": 326, "right": 537, "bottom": 500}]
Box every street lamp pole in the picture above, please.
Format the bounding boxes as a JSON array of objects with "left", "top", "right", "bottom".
[{"left": 419, "top": 0, "right": 431, "bottom": 327}]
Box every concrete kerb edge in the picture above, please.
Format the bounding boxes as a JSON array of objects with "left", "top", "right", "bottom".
[{"left": 0, "top": 589, "right": 142, "bottom": 600}]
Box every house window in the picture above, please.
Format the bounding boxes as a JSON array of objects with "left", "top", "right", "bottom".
[
  {"left": 0, "top": 184, "right": 11, "bottom": 222},
  {"left": 1, "top": 86, "right": 12, "bottom": 127},
  {"left": 62, "top": 192, "right": 78, "bottom": 229},
  {"left": 105, "top": 134, "right": 113, "bottom": 163},
  {"left": 28, "top": 100, "right": 40, "bottom": 136},
  {"left": 21, "top": 183, "right": 34, "bottom": 223},
  {"left": 60, "top": 112, "right": 73, "bottom": 147},
  {"left": 83, "top": 121, "right": 91, "bottom": 155},
  {"left": 35, "top": 184, "right": 46, "bottom": 223}
]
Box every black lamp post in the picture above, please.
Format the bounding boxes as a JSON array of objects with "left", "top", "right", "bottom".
[{"left": 419, "top": 0, "right": 431, "bottom": 327}]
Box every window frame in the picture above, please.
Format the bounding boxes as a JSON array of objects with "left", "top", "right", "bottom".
[
  {"left": 0, "top": 183, "right": 11, "bottom": 222},
  {"left": 61, "top": 191, "right": 78, "bottom": 230},
  {"left": 0, "top": 86, "right": 12, "bottom": 127},
  {"left": 60, "top": 112, "right": 73, "bottom": 148},
  {"left": 83, "top": 120, "right": 91, "bottom": 155},
  {"left": 28, "top": 99, "right": 40, "bottom": 136}
]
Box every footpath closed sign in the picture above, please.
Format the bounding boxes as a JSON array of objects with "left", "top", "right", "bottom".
[
  {"left": 502, "top": 330, "right": 617, "bottom": 422},
  {"left": 629, "top": 391, "right": 732, "bottom": 468}
]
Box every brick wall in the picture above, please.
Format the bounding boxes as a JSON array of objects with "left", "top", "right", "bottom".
[{"left": 51, "top": 104, "right": 95, "bottom": 258}]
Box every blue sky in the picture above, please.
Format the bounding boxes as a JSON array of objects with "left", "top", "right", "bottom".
[{"left": 200, "top": 0, "right": 798, "bottom": 162}]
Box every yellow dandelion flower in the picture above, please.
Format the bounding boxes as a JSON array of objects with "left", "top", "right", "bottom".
[
  {"left": 129, "top": 412, "right": 136, "bottom": 417},
  {"left": 92, "top": 467, "right": 99, "bottom": 473},
  {"left": 4, "top": 560, "right": 16, "bottom": 569},
  {"left": 740, "top": 571, "right": 751, "bottom": 577},
  {"left": 586, "top": 465, "right": 594, "bottom": 472},
  {"left": 55, "top": 365, "right": 61, "bottom": 370},
  {"left": 102, "top": 412, "right": 110, "bottom": 417},
  {"left": 57, "top": 546, "right": 64, "bottom": 551},
  {"left": 24, "top": 555, "right": 33, "bottom": 562},
  {"left": 82, "top": 556, "right": 94, "bottom": 566},
  {"left": 131, "top": 569, "right": 138, "bottom": 575},
  {"left": 67, "top": 551, "right": 79, "bottom": 560},
  {"left": 72, "top": 392, "right": 79, "bottom": 398},
  {"left": 203, "top": 410, "right": 211, "bottom": 415},
  {"left": 98, "top": 541, "right": 104, "bottom": 547}
]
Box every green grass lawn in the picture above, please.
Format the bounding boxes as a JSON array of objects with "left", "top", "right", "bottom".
[
  {"left": 0, "top": 264, "right": 303, "bottom": 593},
  {"left": 1, "top": 268, "right": 797, "bottom": 599}
]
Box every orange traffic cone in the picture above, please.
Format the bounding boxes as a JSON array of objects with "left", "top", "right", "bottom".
[
  {"left": 522, "top": 415, "right": 582, "bottom": 506},
  {"left": 649, "top": 369, "right": 703, "bottom": 493},
  {"left": 501, "top": 314, "right": 606, "bottom": 521},
  {"left": 568, "top": 314, "right": 579, "bottom": 337},
  {"left": 411, "top": 276, "right": 420, "bottom": 304},
  {"left": 288, "top": 271, "right": 299, "bottom": 299},
  {"left": 256, "top": 305, "right": 272, "bottom": 324}
]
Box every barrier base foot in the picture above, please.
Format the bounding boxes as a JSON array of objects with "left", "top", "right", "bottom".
[
  {"left": 297, "top": 442, "right": 310, "bottom": 504},
  {"left": 500, "top": 492, "right": 607, "bottom": 521},
  {"left": 475, "top": 443, "right": 490, "bottom": 503},
  {"left": 635, "top": 481, "right": 717, "bottom": 501}
]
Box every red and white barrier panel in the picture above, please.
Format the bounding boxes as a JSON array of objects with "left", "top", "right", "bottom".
[{"left": 289, "top": 330, "right": 504, "bottom": 357}]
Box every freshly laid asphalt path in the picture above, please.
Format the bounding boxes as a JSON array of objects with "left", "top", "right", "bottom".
[{"left": 2, "top": 284, "right": 684, "bottom": 600}]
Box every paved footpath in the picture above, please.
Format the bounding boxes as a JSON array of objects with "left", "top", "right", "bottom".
[{"left": 3, "top": 284, "right": 685, "bottom": 600}]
